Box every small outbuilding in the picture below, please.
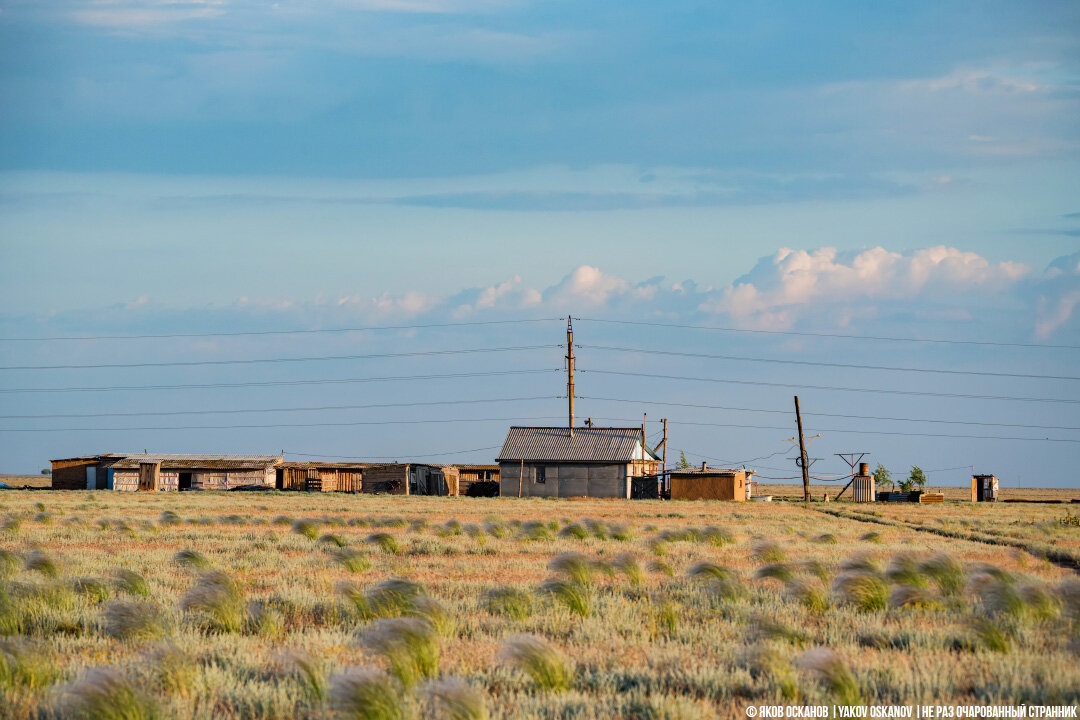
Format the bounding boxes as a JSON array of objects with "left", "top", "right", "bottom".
[
  {"left": 972, "top": 474, "right": 999, "bottom": 502},
  {"left": 496, "top": 426, "right": 661, "bottom": 499},
  {"left": 360, "top": 463, "right": 459, "bottom": 495},
  {"left": 454, "top": 464, "right": 501, "bottom": 496},
  {"left": 668, "top": 464, "right": 753, "bottom": 501},
  {"left": 277, "top": 462, "right": 371, "bottom": 492}
]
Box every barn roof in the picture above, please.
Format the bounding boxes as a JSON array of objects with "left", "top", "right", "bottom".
[
  {"left": 110, "top": 454, "right": 282, "bottom": 470},
  {"left": 496, "top": 427, "right": 660, "bottom": 463}
]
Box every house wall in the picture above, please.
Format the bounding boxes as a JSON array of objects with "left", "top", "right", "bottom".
[
  {"left": 498, "top": 462, "right": 630, "bottom": 499},
  {"left": 670, "top": 471, "right": 747, "bottom": 501},
  {"left": 111, "top": 467, "right": 274, "bottom": 492}
]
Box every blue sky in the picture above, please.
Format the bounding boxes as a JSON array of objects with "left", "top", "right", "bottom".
[{"left": 0, "top": 1, "right": 1078, "bottom": 485}]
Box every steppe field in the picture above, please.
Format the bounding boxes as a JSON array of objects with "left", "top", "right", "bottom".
[{"left": 1, "top": 491, "right": 1079, "bottom": 720}]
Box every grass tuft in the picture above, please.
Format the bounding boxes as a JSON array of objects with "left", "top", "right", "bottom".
[
  {"left": 832, "top": 571, "right": 888, "bottom": 613},
  {"left": 173, "top": 549, "right": 211, "bottom": 570},
  {"left": 889, "top": 585, "right": 941, "bottom": 610},
  {"left": 332, "top": 548, "right": 372, "bottom": 574},
  {"left": 278, "top": 648, "right": 326, "bottom": 700},
  {"left": 484, "top": 587, "right": 533, "bottom": 620},
  {"left": 548, "top": 552, "right": 594, "bottom": 585},
  {"left": 291, "top": 519, "right": 319, "bottom": 541},
  {"left": 540, "top": 578, "right": 591, "bottom": 617},
  {"left": 59, "top": 667, "right": 159, "bottom": 720},
  {"left": 919, "top": 553, "right": 964, "bottom": 596},
  {"left": 796, "top": 647, "right": 861, "bottom": 705},
  {"left": 498, "top": 634, "right": 571, "bottom": 692},
  {"left": 557, "top": 523, "right": 589, "bottom": 540},
  {"left": 358, "top": 616, "right": 439, "bottom": 688},
  {"left": 145, "top": 643, "right": 195, "bottom": 697},
  {"left": 113, "top": 569, "right": 150, "bottom": 597},
  {"left": 181, "top": 570, "right": 246, "bottom": 633},
  {"left": 102, "top": 599, "right": 168, "bottom": 641},
  {"left": 613, "top": 553, "right": 644, "bottom": 586},
  {"left": 756, "top": 563, "right": 794, "bottom": 583},
  {"left": 426, "top": 677, "right": 488, "bottom": 720},
  {"left": 0, "top": 637, "right": 57, "bottom": 693},
  {"left": 24, "top": 550, "right": 58, "bottom": 578},
  {"left": 751, "top": 540, "right": 786, "bottom": 563},
  {"left": 329, "top": 668, "right": 406, "bottom": 720},
  {"left": 787, "top": 579, "right": 831, "bottom": 614},
  {"left": 365, "top": 532, "right": 401, "bottom": 555}
]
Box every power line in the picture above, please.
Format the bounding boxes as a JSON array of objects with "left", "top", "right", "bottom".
[
  {"left": 0, "top": 415, "right": 566, "bottom": 433},
  {"left": 284, "top": 445, "right": 501, "bottom": 460},
  {"left": 0, "top": 318, "right": 564, "bottom": 342},
  {"left": 0, "top": 368, "right": 561, "bottom": 394},
  {"left": 577, "top": 395, "right": 1080, "bottom": 432},
  {"left": 575, "top": 317, "right": 1080, "bottom": 350},
  {"left": 0, "top": 395, "right": 562, "bottom": 420},
  {"left": 0, "top": 344, "right": 562, "bottom": 371},
  {"left": 579, "top": 344, "right": 1080, "bottom": 381},
  {"left": 657, "top": 418, "right": 1080, "bottom": 444},
  {"left": 579, "top": 369, "right": 1080, "bottom": 404}
]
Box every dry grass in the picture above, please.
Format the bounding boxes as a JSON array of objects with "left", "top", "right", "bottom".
[{"left": 0, "top": 489, "right": 1076, "bottom": 718}]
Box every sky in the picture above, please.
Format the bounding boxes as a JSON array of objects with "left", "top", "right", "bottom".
[{"left": 0, "top": 1, "right": 1078, "bottom": 486}]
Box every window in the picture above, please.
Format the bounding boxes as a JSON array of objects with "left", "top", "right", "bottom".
[{"left": 534, "top": 466, "right": 546, "bottom": 484}]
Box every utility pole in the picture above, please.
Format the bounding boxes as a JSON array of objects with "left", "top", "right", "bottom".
[
  {"left": 566, "top": 316, "right": 575, "bottom": 437},
  {"left": 661, "top": 418, "right": 668, "bottom": 472},
  {"left": 794, "top": 395, "right": 811, "bottom": 502}
]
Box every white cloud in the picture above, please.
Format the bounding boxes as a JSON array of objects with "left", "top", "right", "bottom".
[
  {"left": 699, "top": 246, "right": 1031, "bottom": 330},
  {"left": 542, "top": 266, "right": 630, "bottom": 308}
]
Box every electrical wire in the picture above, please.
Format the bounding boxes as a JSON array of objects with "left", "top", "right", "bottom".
[
  {"left": 0, "top": 395, "right": 563, "bottom": 420},
  {"left": 0, "top": 368, "right": 562, "bottom": 394},
  {"left": 284, "top": 446, "right": 502, "bottom": 460},
  {"left": 579, "top": 344, "right": 1080, "bottom": 381},
  {"left": 577, "top": 395, "right": 1080, "bottom": 432},
  {"left": 0, "top": 415, "right": 567, "bottom": 433},
  {"left": 0, "top": 344, "right": 562, "bottom": 371},
  {"left": 0, "top": 318, "right": 565, "bottom": 342},
  {"left": 575, "top": 317, "right": 1080, "bottom": 350},
  {"left": 578, "top": 368, "right": 1080, "bottom": 404}
]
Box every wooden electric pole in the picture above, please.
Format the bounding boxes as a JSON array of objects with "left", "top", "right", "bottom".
[
  {"left": 794, "top": 395, "right": 811, "bottom": 502},
  {"left": 566, "top": 316, "right": 575, "bottom": 437}
]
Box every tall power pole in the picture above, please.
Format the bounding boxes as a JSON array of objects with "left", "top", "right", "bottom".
[
  {"left": 794, "top": 395, "right": 811, "bottom": 502},
  {"left": 566, "top": 316, "right": 575, "bottom": 436}
]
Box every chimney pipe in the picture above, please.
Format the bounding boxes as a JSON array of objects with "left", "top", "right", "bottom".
[
  {"left": 701, "top": 461, "right": 707, "bottom": 471},
  {"left": 859, "top": 462, "right": 869, "bottom": 476}
]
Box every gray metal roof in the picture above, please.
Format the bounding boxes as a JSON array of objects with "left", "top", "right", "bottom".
[
  {"left": 669, "top": 467, "right": 754, "bottom": 476},
  {"left": 111, "top": 454, "right": 282, "bottom": 470},
  {"left": 496, "top": 426, "right": 659, "bottom": 463}
]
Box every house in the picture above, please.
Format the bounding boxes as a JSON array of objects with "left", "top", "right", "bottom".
[
  {"left": 277, "top": 462, "right": 371, "bottom": 492},
  {"left": 50, "top": 454, "right": 127, "bottom": 490},
  {"left": 361, "top": 463, "right": 459, "bottom": 496},
  {"left": 107, "top": 454, "right": 282, "bottom": 491},
  {"left": 496, "top": 426, "right": 661, "bottom": 499},
  {"left": 668, "top": 464, "right": 753, "bottom": 501},
  {"left": 453, "top": 464, "right": 500, "bottom": 496}
]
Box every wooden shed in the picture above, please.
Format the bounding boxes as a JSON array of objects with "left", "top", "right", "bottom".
[
  {"left": 50, "top": 454, "right": 126, "bottom": 490},
  {"left": 668, "top": 465, "right": 753, "bottom": 501},
  {"left": 360, "top": 463, "right": 458, "bottom": 495},
  {"left": 277, "top": 462, "right": 371, "bottom": 492},
  {"left": 453, "top": 464, "right": 501, "bottom": 496},
  {"left": 496, "top": 426, "right": 661, "bottom": 499},
  {"left": 107, "top": 454, "right": 282, "bottom": 491},
  {"left": 972, "top": 474, "right": 999, "bottom": 502}
]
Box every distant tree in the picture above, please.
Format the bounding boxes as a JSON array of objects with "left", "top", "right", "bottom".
[
  {"left": 675, "top": 451, "right": 691, "bottom": 470},
  {"left": 873, "top": 463, "right": 894, "bottom": 491},
  {"left": 899, "top": 466, "right": 927, "bottom": 492},
  {"left": 40, "top": 468, "right": 51, "bottom": 475}
]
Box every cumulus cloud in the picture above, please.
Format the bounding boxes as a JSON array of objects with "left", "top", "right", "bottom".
[
  {"left": 699, "top": 246, "right": 1030, "bottom": 330},
  {"left": 1033, "top": 251, "right": 1080, "bottom": 339}
]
